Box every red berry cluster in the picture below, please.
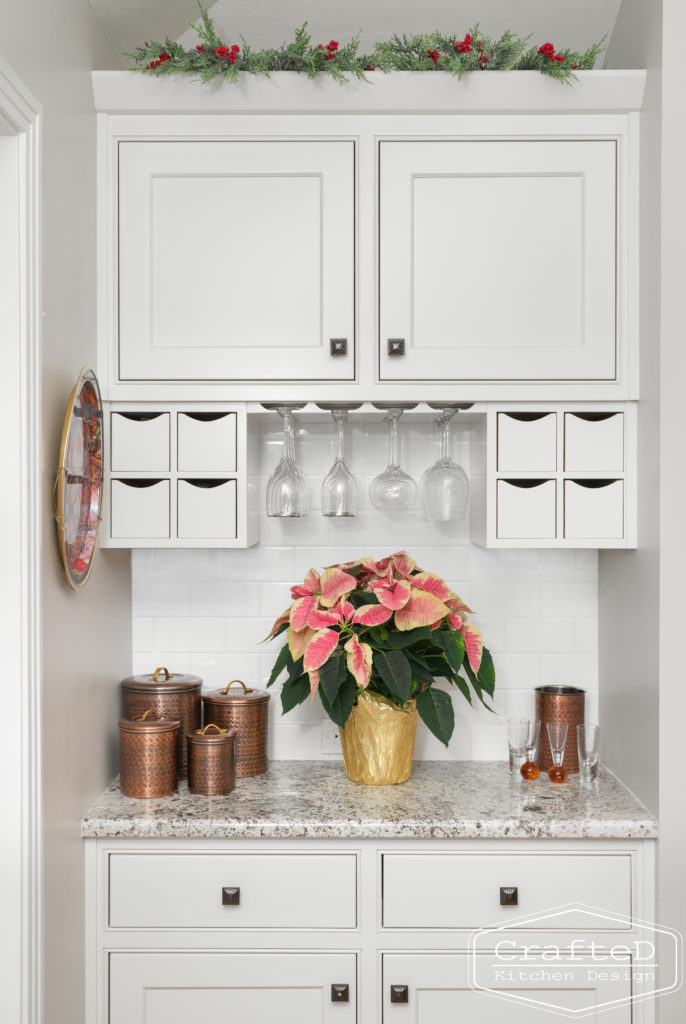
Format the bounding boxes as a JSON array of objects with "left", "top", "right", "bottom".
[
  {"left": 318, "top": 40, "right": 339, "bottom": 60},
  {"left": 146, "top": 51, "right": 170, "bottom": 70},
  {"left": 454, "top": 33, "right": 473, "bottom": 53},
  {"left": 216, "top": 44, "right": 240, "bottom": 63},
  {"left": 537, "top": 42, "right": 565, "bottom": 63},
  {"left": 196, "top": 45, "right": 205, "bottom": 52},
  {"left": 479, "top": 55, "right": 488, "bottom": 64},
  {"left": 427, "top": 49, "right": 441, "bottom": 64}
]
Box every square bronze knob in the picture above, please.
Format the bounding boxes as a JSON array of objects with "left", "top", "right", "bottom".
[
  {"left": 500, "top": 886, "right": 518, "bottom": 906},
  {"left": 331, "top": 984, "right": 349, "bottom": 1002},
  {"left": 222, "top": 886, "right": 240, "bottom": 905},
  {"left": 390, "top": 985, "right": 409, "bottom": 1003}
]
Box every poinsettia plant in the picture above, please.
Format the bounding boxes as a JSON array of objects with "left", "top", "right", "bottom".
[{"left": 264, "top": 551, "right": 495, "bottom": 746}]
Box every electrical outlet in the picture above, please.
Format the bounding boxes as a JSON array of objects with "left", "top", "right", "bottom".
[{"left": 321, "top": 718, "right": 341, "bottom": 755}]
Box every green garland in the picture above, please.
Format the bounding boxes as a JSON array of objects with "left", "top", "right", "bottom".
[{"left": 124, "top": 4, "right": 605, "bottom": 86}]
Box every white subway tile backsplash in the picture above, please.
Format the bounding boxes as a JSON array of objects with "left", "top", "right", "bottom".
[{"left": 131, "top": 417, "right": 599, "bottom": 761}]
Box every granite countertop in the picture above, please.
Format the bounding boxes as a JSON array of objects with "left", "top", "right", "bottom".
[{"left": 81, "top": 761, "right": 656, "bottom": 840}]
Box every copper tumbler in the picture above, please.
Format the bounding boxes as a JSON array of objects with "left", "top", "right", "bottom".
[
  {"left": 187, "top": 723, "right": 236, "bottom": 796},
  {"left": 119, "top": 709, "right": 180, "bottom": 798},
  {"left": 535, "top": 685, "right": 585, "bottom": 774}
]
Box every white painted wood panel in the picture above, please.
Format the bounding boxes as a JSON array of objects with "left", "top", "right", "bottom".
[
  {"left": 110, "top": 952, "right": 357, "bottom": 1024},
  {"left": 176, "top": 479, "right": 237, "bottom": 539},
  {"left": 110, "top": 479, "right": 170, "bottom": 539},
  {"left": 118, "top": 140, "right": 355, "bottom": 382},
  {"left": 564, "top": 480, "right": 624, "bottom": 539},
  {"left": 382, "top": 853, "right": 631, "bottom": 929},
  {"left": 177, "top": 411, "right": 237, "bottom": 472},
  {"left": 111, "top": 411, "right": 169, "bottom": 472},
  {"left": 565, "top": 412, "right": 624, "bottom": 471},
  {"left": 497, "top": 413, "right": 556, "bottom": 472},
  {"left": 108, "top": 852, "right": 357, "bottom": 929},
  {"left": 379, "top": 140, "right": 617, "bottom": 382},
  {"left": 496, "top": 479, "right": 557, "bottom": 539}
]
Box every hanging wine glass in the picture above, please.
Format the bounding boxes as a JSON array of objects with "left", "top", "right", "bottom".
[
  {"left": 317, "top": 403, "right": 362, "bottom": 517},
  {"left": 369, "top": 404, "right": 418, "bottom": 511},
  {"left": 421, "top": 405, "right": 470, "bottom": 522},
  {"left": 263, "top": 404, "right": 309, "bottom": 517}
]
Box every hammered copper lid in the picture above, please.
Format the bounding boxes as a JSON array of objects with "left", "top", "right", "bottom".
[
  {"left": 119, "top": 709, "right": 181, "bottom": 733},
  {"left": 535, "top": 685, "right": 586, "bottom": 696},
  {"left": 187, "top": 723, "right": 237, "bottom": 744},
  {"left": 203, "top": 679, "right": 270, "bottom": 705},
  {"left": 121, "top": 666, "right": 202, "bottom": 694}
]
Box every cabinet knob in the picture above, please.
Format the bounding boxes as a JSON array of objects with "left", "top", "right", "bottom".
[
  {"left": 221, "top": 886, "right": 240, "bottom": 905},
  {"left": 331, "top": 984, "right": 350, "bottom": 1002},
  {"left": 500, "top": 886, "right": 518, "bottom": 906},
  {"left": 387, "top": 338, "right": 405, "bottom": 357},
  {"left": 330, "top": 338, "right": 348, "bottom": 357},
  {"left": 390, "top": 985, "right": 409, "bottom": 1003}
]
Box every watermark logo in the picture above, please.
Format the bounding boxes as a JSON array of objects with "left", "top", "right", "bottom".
[{"left": 468, "top": 904, "right": 682, "bottom": 1018}]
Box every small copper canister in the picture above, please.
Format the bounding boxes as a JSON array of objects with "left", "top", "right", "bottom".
[
  {"left": 187, "top": 723, "right": 237, "bottom": 796},
  {"left": 119, "top": 710, "right": 180, "bottom": 798},
  {"left": 535, "top": 685, "right": 586, "bottom": 774},
  {"left": 203, "top": 679, "right": 270, "bottom": 777},
  {"left": 121, "top": 667, "right": 202, "bottom": 779}
]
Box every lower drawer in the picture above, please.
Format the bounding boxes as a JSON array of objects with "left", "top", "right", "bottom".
[
  {"left": 382, "top": 853, "right": 631, "bottom": 929},
  {"left": 108, "top": 852, "right": 357, "bottom": 929},
  {"left": 110, "top": 479, "right": 170, "bottom": 540},
  {"left": 177, "top": 479, "right": 236, "bottom": 539}
]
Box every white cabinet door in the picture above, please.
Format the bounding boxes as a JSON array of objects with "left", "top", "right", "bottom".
[
  {"left": 383, "top": 954, "right": 631, "bottom": 1023},
  {"left": 110, "top": 952, "right": 356, "bottom": 1024},
  {"left": 379, "top": 140, "right": 617, "bottom": 383},
  {"left": 118, "top": 140, "right": 355, "bottom": 382}
]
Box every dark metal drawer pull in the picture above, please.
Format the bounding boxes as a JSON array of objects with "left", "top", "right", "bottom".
[
  {"left": 390, "top": 985, "right": 409, "bottom": 1004},
  {"left": 221, "top": 886, "right": 240, "bottom": 906},
  {"left": 387, "top": 338, "right": 405, "bottom": 357},
  {"left": 500, "top": 886, "right": 518, "bottom": 906},
  {"left": 331, "top": 984, "right": 349, "bottom": 1002},
  {"left": 330, "top": 338, "right": 348, "bottom": 357}
]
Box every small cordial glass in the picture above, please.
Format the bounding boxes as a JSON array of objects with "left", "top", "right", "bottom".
[
  {"left": 519, "top": 720, "right": 541, "bottom": 780},
  {"left": 546, "top": 721, "right": 569, "bottom": 784}
]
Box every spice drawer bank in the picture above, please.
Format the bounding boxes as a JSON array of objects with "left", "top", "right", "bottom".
[{"left": 82, "top": 761, "right": 657, "bottom": 1024}]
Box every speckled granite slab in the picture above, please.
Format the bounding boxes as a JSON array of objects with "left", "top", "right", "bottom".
[{"left": 81, "top": 761, "right": 656, "bottom": 840}]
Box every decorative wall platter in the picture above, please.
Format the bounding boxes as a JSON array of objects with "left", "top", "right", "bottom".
[{"left": 54, "top": 367, "right": 103, "bottom": 589}]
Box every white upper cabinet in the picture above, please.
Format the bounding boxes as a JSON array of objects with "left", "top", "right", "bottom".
[
  {"left": 117, "top": 139, "right": 355, "bottom": 382},
  {"left": 379, "top": 139, "right": 618, "bottom": 383}
]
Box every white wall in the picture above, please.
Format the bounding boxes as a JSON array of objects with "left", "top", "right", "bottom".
[
  {"left": 133, "top": 416, "right": 599, "bottom": 761},
  {"left": 0, "top": 7, "right": 131, "bottom": 1024}
]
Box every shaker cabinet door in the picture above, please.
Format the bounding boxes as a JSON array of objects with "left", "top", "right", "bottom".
[
  {"left": 379, "top": 140, "right": 617, "bottom": 383},
  {"left": 118, "top": 140, "right": 355, "bottom": 382},
  {"left": 110, "top": 952, "right": 357, "bottom": 1024}
]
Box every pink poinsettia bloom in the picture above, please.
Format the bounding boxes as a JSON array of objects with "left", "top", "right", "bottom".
[
  {"left": 302, "top": 599, "right": 391, "bottom": 673},
  {"left": 319, "top": 566, "right": 358, "bottom": 608},
  {"left": 291, "top": 567, "right": 321, "bottom": 598},
  {"left": 368, "top": 570, "right": 412, "bottom": 610},
  {"left": 344, "top": 633, "right": 373, "bottom": 688},
  {"left": 374, "top": 550, "right": 417, "bottom": 580},
  {"left": 460, "top": 622, "right": 484, "bottom": 674},
  {"left": 394, "top": 588, "right": 450, "bottom": 631}
]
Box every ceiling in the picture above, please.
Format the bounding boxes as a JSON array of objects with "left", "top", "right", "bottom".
[{"left": 90, "top": 0, "right": 623, "bottom": 67}]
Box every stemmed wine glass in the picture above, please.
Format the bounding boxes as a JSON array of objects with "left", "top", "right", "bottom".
[
  {"left": 369, "top": 404, "right": 418, "bottom": 511},
  {"left": 263, "top": 404, "right": 309, "bottom": 517},
  {"left": 318, "top": 403, "right": 362, "bottom": 517},
  {"left": 421, "top": 405, "right": 470, "bottom": 523}
]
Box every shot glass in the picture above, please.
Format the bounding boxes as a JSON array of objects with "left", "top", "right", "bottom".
[
  {"left": 507, "top": 717, "right": 529, "bottom": 775},
  {"left": 577, "top": 724, "right": 600, "bottom": 782}
]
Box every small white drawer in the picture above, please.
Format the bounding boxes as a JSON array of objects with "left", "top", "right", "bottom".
[
  {"left": 177, "top": 479, "right": 237, "bottom": 539},
  {"left": 564, "top": 412, "right": 624, "bottom": 472},
  {"left": 564, "top": 479, "right": 624, "bottom": 540},
  {"left": 497, "top": 412, "right": 556, "bottom": 473},
  {"left": 177, "top": 412, "right": 237, "bottom": 473},
  {"left": 496, "top": 479, "right": 556, "bottom": 539},
  {"left": 110, "top": 479, "right": 170, "bottom": 539},
  {"left": 111, "top": 412, "right": 170, "bottom": 472},
  {"left": 382, "top": 853, "right": 631, "bottom": 929},
  {"left": 108, "top": 852, "right": 358, "bottom": 929}
]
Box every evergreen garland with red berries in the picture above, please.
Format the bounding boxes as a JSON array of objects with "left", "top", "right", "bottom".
[{"left": 125, "top": 4, "right": 605, "bottom": 86}]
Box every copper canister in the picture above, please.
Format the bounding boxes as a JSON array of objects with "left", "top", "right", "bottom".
[
  {"left": 535, "top": 685, "right": 585, "bottom": 774},
  {"left": 203, "top": 679, "right": 270, "bottom": 777},
  {"left": 121, "top": 666, "right": 202, "bottom": 779},
  {"left": 187, "top": 723, "right": 237, "bottom": 796},
  {"left": 119, "top": 710, "right": 180, "bottom": 798}
]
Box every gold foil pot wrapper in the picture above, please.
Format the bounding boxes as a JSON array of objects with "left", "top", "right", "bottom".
[{"left": 339, "top": 689, "right": 418, "bottom": 785}]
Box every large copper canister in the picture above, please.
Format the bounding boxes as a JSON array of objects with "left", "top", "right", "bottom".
[
  {"left": 119, "top": 710, "right": 180, "bottom": 798},
  {"left": 203, "top": 679, "right": 270, "bottom": 777},
  {"left": 121, "top": 666, "right": 202, "bottom": 779},
  {"left": 535, "top": 685, "right": 586, "bottom": 774},
  {"left": 187, "top": 723, "right": 237, "bottom": 796}
]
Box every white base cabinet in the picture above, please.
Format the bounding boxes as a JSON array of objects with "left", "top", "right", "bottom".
[{"left": 86, "top": 837, "right": 655, "bottom": 1024}]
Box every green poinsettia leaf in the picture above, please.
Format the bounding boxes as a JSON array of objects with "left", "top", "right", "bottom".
[
  {"left": 319, "top": 651, "right": 348, "bottom": 704},
  {"left": 429, "top": 630, "right": 465, "bottom": 675},
  {"left": 374, "top": 649, "right": 412, "bottom": 702},
  {"left": 386, "top": 626, "right": 432, "bottom": 649},
  {"left": 319, "top": 673, "right": 356, "bottom": 728},
  {"left": 416, "top": 687, "right": 455, "bottom": 747},
  {"left": 267, "top": 643, "right": 290, "bottom": 687},
  {"left": 280, "top": 674, "right": 311, "bottom": 714}
]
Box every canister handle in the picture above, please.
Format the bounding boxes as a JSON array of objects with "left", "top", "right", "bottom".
[
  {"left": 220, "top": 679, "right": 254, "bottom": 695},
  {"left": 150, "top": 666, "right": 175, "bottom": 681},
  {"left": 198, "top": 723, "right": 228, "bottom": 735},
  {"left": 137, "top": 709, "right": 161, "bottom": 722}
]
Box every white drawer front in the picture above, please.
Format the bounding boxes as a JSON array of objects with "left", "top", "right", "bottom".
[
  {"left": 564, "top": 480, "right": 624, "bottom": 540},
  {"left": 111, "top": 412, "right": 169, "bottom": 472},
  {"left": 177, "top": 479, "right": 237, "bottom": 539},
  {"left": 110, "top": 480, "right": 170, "bottom": 539},
  {"left": 497, "top": 413, "right": 557, "bottom": 473},
  {"left": 382, "top": 853, "right": 631, "bottom": 929},
  {"left": 109, "top": 852, "right": 357, "bottom": 929},
  {"left": 565, "top": 412, "right": 624, "bottom": 472},
  {"left": 496, "top": 480, "right": 556, "bottom": 539},
  {"left": 177, "top": 412, "right": 237, "bottom": 473}
]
